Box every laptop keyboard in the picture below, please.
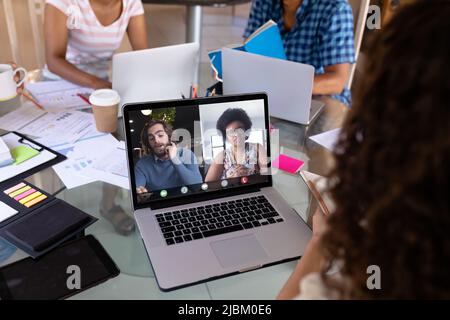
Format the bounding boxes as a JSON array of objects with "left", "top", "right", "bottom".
[{"left": 156, "top": 195, "right": 284, "bottom": 246}]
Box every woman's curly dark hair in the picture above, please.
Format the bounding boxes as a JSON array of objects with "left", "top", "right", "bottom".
[
  {"left": 320, "top": 0, "right": 450, "bottom": 299},
  {"left": 216, "top": 108, "right": 253, "bottom": 140}
]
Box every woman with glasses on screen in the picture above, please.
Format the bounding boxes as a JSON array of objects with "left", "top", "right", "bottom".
[{"left": 205, "top": 108, "right": 268, "bottom": 182}]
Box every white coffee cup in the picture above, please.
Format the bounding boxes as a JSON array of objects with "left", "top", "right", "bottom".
[
  {"left": 0, "top": 64, "right": 27, "bottom": 101},
  {"left": 89, "top": 89, "right": 120, "bottom": 133}
]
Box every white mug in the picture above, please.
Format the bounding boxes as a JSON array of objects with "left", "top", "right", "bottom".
[{"left": 0, "top": 64, "right": 27, "bottom": 101}]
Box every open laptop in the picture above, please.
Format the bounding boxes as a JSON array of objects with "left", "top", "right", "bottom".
[
  {"left": 222, "top": 49, "right": 325, "bottom": 125},
  {"left": 123, "top": 93, "right": 312, "bottom": 291},
  {"left": 112, "top": 43, "right": 199, "bottom": 117}
]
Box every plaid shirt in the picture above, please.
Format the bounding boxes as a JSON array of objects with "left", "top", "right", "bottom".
[{"left": 244, "top": 0, "right": 356, "bottom": 106}]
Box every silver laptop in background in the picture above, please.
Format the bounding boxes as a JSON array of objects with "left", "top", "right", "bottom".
[
  {"left": 122, "top": 93, "right": 312, "bottom": 291},
  {"left": 112, "top": 43, "right": 199, "bottom": 117},
  {"left": 222, "top": 49, "right": 325, "bottom": 125}
]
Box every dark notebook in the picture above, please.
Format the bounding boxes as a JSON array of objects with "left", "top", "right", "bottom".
[{"left": 4, "top": 200, "right": 91, "bottom": 252}]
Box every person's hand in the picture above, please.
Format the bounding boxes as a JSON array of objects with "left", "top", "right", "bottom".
[
  {"left": 166, "top": 142, "right": 178, "bottom": 160},
  {"left": 10, "top": 62, "right": 24, "bottom": 94},
  {"left": 236, "top": 165, "right": 249, "bottom": 176},
  {"left": 90, "top": 77, "right": 112, "bottom": 90},
  {"left": 136, "top": 186, "right": 148, "bottom": 194},
  {"left": 229, "top": 165, "right": 249, "bottom": 178}
]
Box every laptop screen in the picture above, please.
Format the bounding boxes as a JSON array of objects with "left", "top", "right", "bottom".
[{"left": 123, "top": 94, "right": 272, "bottom": 209}]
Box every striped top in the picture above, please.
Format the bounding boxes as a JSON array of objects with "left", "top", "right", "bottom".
[{"left": 45, "top": 0, "right": 144, "bottom": 79}]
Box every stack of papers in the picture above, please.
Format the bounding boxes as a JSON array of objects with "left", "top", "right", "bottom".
[
  {"left": 82, "top": 141, "right": 129, "bottom": 189},
  {"left": 0, "top": 105, "right": 101, "bottom": 146},
  {"left": 51, "top": 135, "right": 129, "bottom": 190},
  {"left": 25, "top": 80, "right": 93, "bottom": 111},
  {"left": 0, "top": 102, "right": 128, "bottom": 189}
]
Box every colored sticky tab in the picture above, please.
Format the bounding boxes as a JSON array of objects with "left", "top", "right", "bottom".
[
  {"left": 8, "top": 185, "right": 31, "bottom": 198},
  {"left": 19, "top": 191, "right": 42, "bottom": 204},
  {"left": 4, "top": 182, "right": 26, "bottom": 195},
  {"left": 24, "top": 194, "right": 47, "bottom": 208},
  {"left": 272, "top": 154, "right": 304, "bottom": 174},
  {"left": 11, "top": 145, "right": 39, "bottom": 165},
  {"left": 14, "top": 188, "right": 36, "bottom": 201}
]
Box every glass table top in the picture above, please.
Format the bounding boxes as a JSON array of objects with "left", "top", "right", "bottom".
[{"left": 0, "top": 65, "right": 347, "bottom": 299}]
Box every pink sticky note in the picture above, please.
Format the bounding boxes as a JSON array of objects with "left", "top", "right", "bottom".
[
  {"left": 14, "top": 188, "right": 36, "bottom": 201},
  {"left": 272, "top": 154, "right": 304, "bottom": 174}
]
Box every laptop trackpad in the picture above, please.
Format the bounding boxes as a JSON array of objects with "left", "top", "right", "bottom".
[{"left": 210, "top": 234, "right": 268, "bottom": 269}]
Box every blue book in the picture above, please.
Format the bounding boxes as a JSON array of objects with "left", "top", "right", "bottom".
[{"left": 208, "top": 20, "right": 286, "bottom": 80}]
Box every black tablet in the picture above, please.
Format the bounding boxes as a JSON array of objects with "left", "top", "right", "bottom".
[{"left": 0, "top": 235, "right": 120, "bottom": 300}]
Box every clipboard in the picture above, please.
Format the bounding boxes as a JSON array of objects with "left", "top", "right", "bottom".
[{"left": 0, "top": 131, "right": 66, "bottom": 187}]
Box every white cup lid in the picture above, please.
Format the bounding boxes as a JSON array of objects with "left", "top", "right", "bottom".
[{"left": 89, "top": 89, "right": 120, "bottom": 107}]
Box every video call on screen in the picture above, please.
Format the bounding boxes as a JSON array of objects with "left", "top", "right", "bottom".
[{"left": 127, "top": 99, "right": 269, "bottom": 204}]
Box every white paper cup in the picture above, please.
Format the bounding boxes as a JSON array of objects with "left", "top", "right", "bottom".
[{"left": 89, "top": 89, "right": 120, "bottom": 133}]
